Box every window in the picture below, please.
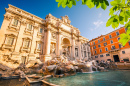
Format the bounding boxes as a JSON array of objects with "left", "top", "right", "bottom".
[
  {"left": 95, "top": 56, "right": 98, "bottom": 58},
  {"left": 111, "top": 45, "right": 115, "bottom": 50},
  {"left": 98, "top": 45, "right": 101, "bottom": 48},
  {"left": 100, "top": 49, "right": 102, "bottom": 52},
  {"left": 28, "top": 24, "right": 32, "bottom": 30},
  {"left": 106, "top": 54, "right": 110, "bottom": 56},
  {"left": 13, "top": 19, "right": 18, "bottom": 26},
  {"left": 123, "top": 58, "right": 129, "bottom": 62},
  {"left": 94, "top": 46, "right": 96, "bottom": 49},
  {"left": 104, "top": 42, "right": 107, "bottom": 46},
  {"left": 6, "top": 37, "right": 14, "bottom": 45},
  {"left": 109, "top": 35, "right": 112, "bottom": 38},
  {"left": 103, "top": 37, "right": 105, "bottom": 41},
  {"left": 116, "top": 32, "right": 119, "bottom": 36},
  {"left": 105, "top": 47, "right": 108, "bottom": 51},
  {"left": 122, "top": 51, "right": 125, "bottom": 54},
  {"left": 119, "top": 44, "right": 122, "bottom": 48},
  {"left": 84, "top": 51, "right": 86, "bottom": 57},
  {"left": 93, "top": 42, "right": 95, "bottom": 45},
  {"left": 95, "top": 51, "right": 97, "bottom": 54},
  {"left": 125, "top": 28, "right": 127, "bottom": 32},
  {"left": 23, "top": 40, "right": 30, "bottom": 48},
  {"left": 40, "top": 28, "right": 43, "bottom": 33},
  {"left": 37, "top": 43, "right": 41, "bottom": 50},
  {"left": 129, "top": 41, "right": 130, "bottom": 45},
  {"left": 110, "top": 40, "right": 113, "bottom": 44},
  {"left": 107, "top": 59, "right": 111, "bottom": 61},
  {"left": 118, "top": 37, "right": 120, "bottom": 41},
  {"left": 98, "top": 40, "right": 100, "bottom": 43},
  {"left": 75, "top": 48, "right": 78, "bottom": 57},
  {"left": 100, "top": 55, "right": 103, "bottom": 57}
]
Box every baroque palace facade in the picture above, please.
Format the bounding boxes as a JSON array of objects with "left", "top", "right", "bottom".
[
  {"left": 0, "top": 4, "right": 91, "bottom": 64},
  {"left": 89, "top": 27, "right": 130, "bottom": 62}
]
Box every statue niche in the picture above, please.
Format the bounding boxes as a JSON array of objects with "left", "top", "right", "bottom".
[
  {"left": 50, "top": 43, "right": 56, "bottom": 55},
  {"left": 62, "top": 38, "right": 71, "bottom": 57}
]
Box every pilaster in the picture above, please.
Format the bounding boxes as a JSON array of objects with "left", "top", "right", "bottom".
[
  {"left": 43, "top": 26, "right": 52, "bottom": 62},
  {"left": 56, "top": 30, "right": 62, "bottom": 58}
]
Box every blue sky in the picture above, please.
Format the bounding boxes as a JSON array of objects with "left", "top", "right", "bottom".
[{"left": 0, "top": 0, "right": 123, "bottom": 40}]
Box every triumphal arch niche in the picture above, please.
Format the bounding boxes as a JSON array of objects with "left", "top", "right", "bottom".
[
  {"left": 43, "top": 14, "right": 91, "bottom": 61},
  {"left": 62, "top": 38, "right": 71, "bottom": 57}
]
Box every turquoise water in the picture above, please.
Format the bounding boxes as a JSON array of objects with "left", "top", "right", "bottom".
[
  {"left": 0, "top": 70, "right": 130, "bottom": 86},
  {"left": 48, "top": 70, "right": 130, "bottom": 86}
]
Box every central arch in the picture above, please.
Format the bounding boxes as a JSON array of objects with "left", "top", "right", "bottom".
[
  {"left": 62, "top": 38, "right": 70, "bottom": 47},
  {"left": 62, "top": 38, "right": 71, "bottom": 57}
]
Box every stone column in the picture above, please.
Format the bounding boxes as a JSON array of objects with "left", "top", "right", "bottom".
[
  {"left": 72, "top": 38, "right": 75, "bottom": 58},
  {"left": 43, "top": 27, "right": 51, "bottom": 62},
  {"left": 78, "top": 41, "right": 82, "bottom": 60},
  {"left": 56, "top": 31, "right": 61, "bottom": 58},
  {"left": 69, "top": 46, "right": 71, "bottom": 58}
]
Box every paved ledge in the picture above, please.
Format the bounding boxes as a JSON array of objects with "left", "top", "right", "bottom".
[{"left": 41, "top": 80, "right": 59, "bottom": 86}]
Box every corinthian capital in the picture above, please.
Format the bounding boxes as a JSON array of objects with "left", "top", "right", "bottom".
[
  {"left": 21, "top": 20, "right": 26, "bottom": 25},
  {"left": 4, "top": 14, "right": 12, "bottom": 20}
]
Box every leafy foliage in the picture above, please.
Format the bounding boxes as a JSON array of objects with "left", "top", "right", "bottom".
[
  {"left": 55, "top": 0, "right": 109, "bottom": 10},
  {"left": 106, "top": 0, "right": 130, "bottom": 46},
  {"left": 56, "top": 0, "right": 130, "bottom": 46}
]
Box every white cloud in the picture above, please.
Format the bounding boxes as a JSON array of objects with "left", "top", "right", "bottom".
[
  {"left": 90, "top": 20, "right": 104, "bottom": 32},
  {"left": 93, "top": 20, "right": 104, "bottom": 29},
  {"left": 98, "top": 13, "right": 102, "bottom": 18}
]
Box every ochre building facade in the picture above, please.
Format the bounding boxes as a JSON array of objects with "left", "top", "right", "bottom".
[
  {"left": 89, "top": 27, "right": 130, "bottom": 62},
  {"left": 0, "top": 5, "right": 91, "bottom": 64}
]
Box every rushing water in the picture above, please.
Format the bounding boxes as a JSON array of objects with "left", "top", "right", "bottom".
[
  {"left": 48, "top": 70, "right": 130, "bottom": 86},
  {"left": 0, "top": 70, "right": 130, "bottom": 86}
]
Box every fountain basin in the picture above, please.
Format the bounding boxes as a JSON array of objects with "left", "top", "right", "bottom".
[{"left": 47, "top": 70, "right": 130, "bottom": 86}]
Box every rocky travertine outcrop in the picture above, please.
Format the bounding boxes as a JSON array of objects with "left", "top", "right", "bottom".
[{"left": 0, "top": 56, "right": 108, "bottom": 80}]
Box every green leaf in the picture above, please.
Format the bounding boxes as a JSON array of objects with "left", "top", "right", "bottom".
[
  {"left": 101, "top": 1, "right": 107, "bottom": 10},
  {"left": 126, "top": 11, "right": 130, "bottom": 16},
  {"left": 116, "top": 0, "right": 121, "bottom": 4},
  {"left": 125, "top": 14, "right": 129, "bottom": 22},
  {"left": 106, "top": 16, "right": 115, "bottom": 27},
  {"left": 110, "top": 1, "right": 117, "bottom": 6},
  {"left": 72, "top": 0, "right": 76, "bottom": 5},
  {"left": 67, "top": 1, "right": 73, "bottom": 8},
  {"left": 112, "top": 15, "right": 119, "bottom": 29},
  {"left": 104, "top": 0, "right": 109, "bottom": 6},
  {"left": 112, "top": 21, "right": 119, "bottom": 29},
  {"left": 86, "top": 0, "right": 95, "bottom": 8},
  {"left": 119, "top": 16, "right": 124, "bottom": 24},
  {"left": 109, "top": 7, "right": 115, "bottom": 16},
  {"left": 119, "top": 33, "right": 129, "bottom": 46},
  {"left": 58, "top": 1, "right": 62, "bottom": 7},
  {"left": 121, "top": 0, "right": 126, "bottom": 5},
  {"left": 82, "top": 0, "right": 86, "bottom": 5},
  {"left": 125, "top": 21, "right": 130, "bottom": 29},
  {"left": 113, "top": 6, "right": 118, "bottom": 11},
  {"left": 96, "top": 2, "right": 101, "bottom": 9},
  {"left": 56, "top": 0, "right": 60, "bottom": 2},
  {"left": 62, "top": 2, "right": 67, "bottom": 8}
]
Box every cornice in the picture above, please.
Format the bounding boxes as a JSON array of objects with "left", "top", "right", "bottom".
[
  {"left": 4, "top": 14, "right": 12, "bottom": 20},
  {"left": 5, "top": 8, "right": 45, "bottom": 25},
  {"left": 8, "top": 4, "right": 44, "bottom": 21},
  {"left": 89, "top": 27, "right": 125, "bottom": 42},
  {"left": 46, "top": 14, "right": 79, "bottom": 31}
]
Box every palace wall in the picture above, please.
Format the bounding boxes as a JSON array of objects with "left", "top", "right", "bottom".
[{"left": 0, "top": 4, "right": 91, "bottom": 65}]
